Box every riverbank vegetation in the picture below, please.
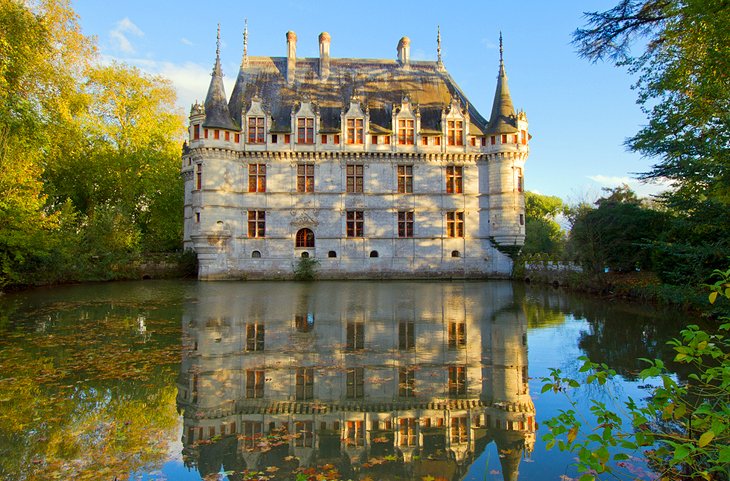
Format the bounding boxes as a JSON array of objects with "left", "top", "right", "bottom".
[{"left": 0, "top": 0, "right": 187, "bottom": 291}]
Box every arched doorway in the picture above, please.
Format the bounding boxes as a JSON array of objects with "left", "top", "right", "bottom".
[{"left": 295, "top": 228, "right": 315, "bottom": 248}]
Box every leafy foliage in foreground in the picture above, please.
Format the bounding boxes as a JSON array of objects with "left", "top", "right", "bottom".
[{"left": 541, "top": 267, "right": 730, "bottom": 480}]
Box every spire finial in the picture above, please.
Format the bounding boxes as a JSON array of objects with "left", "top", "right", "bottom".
[
  {"left": 242, "top": 19, "right": 248, "bottom": 67},
  {"left": 499, "top": 31, "right": 503, "bottom": 64},
  {"left": 437, "top": 25, "right": 443, "bottom": 67},
  {"left": 216, "top": 23, "right": 221, "bottom": 57}
]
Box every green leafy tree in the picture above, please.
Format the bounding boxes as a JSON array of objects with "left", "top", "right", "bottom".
[
  {"left": 573, "top": 0, "right": 730, "bottom": 284},
  {"left": 523, "top": 191, "right": 566, "bottom": 256}
]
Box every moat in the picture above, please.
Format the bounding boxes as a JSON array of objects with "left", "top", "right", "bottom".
[{"left": 0, "top": 280, "right": 689, "bottom": 480}]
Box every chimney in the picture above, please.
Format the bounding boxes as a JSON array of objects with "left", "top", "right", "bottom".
[
  {"left": 397, "top": 36, "right": 410, "bottom": 67},
  {"left": 286, "top": 30, "right": 297, "bottom": 83},
  {"left": 319, "top": 32, "right": 331, "bottom": 80}
]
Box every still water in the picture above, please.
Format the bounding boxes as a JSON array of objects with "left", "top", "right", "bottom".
[{"left": 0, "top": 280, "right": 689, "bottom": 481}]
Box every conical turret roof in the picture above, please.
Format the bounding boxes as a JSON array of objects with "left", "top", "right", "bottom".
[
  {"left": 203, "top": 25, "right": 239, "bottom": 130},
  {"left": 486, "top": 34, "right": 518, "bottom": 135}
]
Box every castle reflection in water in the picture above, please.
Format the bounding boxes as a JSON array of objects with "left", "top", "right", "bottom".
[{"left": 176, "top": 281, "right": 535, "bottom": 481}]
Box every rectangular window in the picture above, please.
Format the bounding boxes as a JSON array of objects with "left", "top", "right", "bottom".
[
  {"left": 346, "top": 367, "right": 364, "bottom": 399},
  {"left": 196, "top": 164, "right": 202, "bottom": 190},
  {"left": 450, "top": 416, "right": 468, "bottom": 444},
  {"left": 446, "top": 211, "right": 464, "bottom": 238},
  {"left": 397, "top": 165, "right": 413, "bottom": 193},
  {"left": 193, "top": 124, "right": 200, "bottom": 140},
  {"left": 345, "top": 420, "right": 364, "bottom": 446},
  {"left": 225, "top": 131, "right": 230, "bottom": 141},
  {"left": 334, "top": 134, "right": 340, "bottom": 144},
  {"left": 346, "top": 164, "right": 364, "bottom": 193},
  {"left": 446, "top": 165, "right": 463, "bottom": 194},
  {"left": 296, "top": 367, "right": 314, "bottom": 400},
  {"left": 398, "top": 211, "right": 414, "bottom": 238},
  {"left": 398, "top": 119, "right": 414, "bottom": 145},
  {"left": 285, "top": 134, "right": 291, "bottom": 143},
  {"left": 346, "top": 118, "right": 364, "bottom": 144},
  {"left": 234, "top": 133, "right": 240, "bottom": 143},
  {"left": 481, "top": 137, "right": 486, "bottom": 147},
  {"left": 520, "top": 214, "right": 525, "bottom": 226},
  {"left": 294, "top": 421, "right": 313, "bottom": 447},
  {"left": 204, "top": 128, "right": 209, "bottom": 139},
  {"left": 346, "top": 210, "right": 364, "bottom": 237},
  {"left": 491, "top": 135, "right": 496, "bottom": 145},
  {"left": 399, "top": 368, "right": 415, "bottom": 398},
  {"left": 501, "top": 134, "right": 507, "bottom": 144},
  {"left": 248, "top": 164, "right": 266, "bottom": 192},
  {"left": 246, "top": 369, "right": 264, "bottom": 398},
  {"left": 297, "top": 163, "right": 314, "bottom": 193},
  {"left": 241, "top": 421, "right": 263, "bottom": 450},
  {"left": 346, "top": 322, "right": 364, "bottom": 350},
  {"left": 448, "top": 365, "right": 466, "bottom": 396},
  {"left": 384, "top": 135, "right": 390, "bottom": 144},
  {"left": 271, "top": 134, "right": 278, "bottom": 143},
  {"left": 447, "top": 120, "right": 463, "bottom": 146},
  {"left": 195, "top": 212, "right": 200, "bottom": 223},
  {"left": 448, "top": 322, "right": 466, "bottom": 349},
  {"left": 246, "top": 323, "right": 265, "bottom": 351},
  {"left": 247, "top": 117, "right": 265, "bottom": 143},
  {"left": 214, "top": 129, "right": 220, "bottom": 140},
  {"left": 399, "top": 418, "right": 417, "bottom": 446},
  {"left": 470, "top": 137, "right": 476, "bottom": 146},
  {"left": 422, "top": 136, "right": 428, "bottom": 146},
  {"left": 516, "top": 168, "right": 523, "bottom": 192},
  {"left": 521, "top": 129, "right": 527, "bottom": 145},
  {"left": 248, "top": 210, "right": 265, "bottom": 238},
  {"left": 398, "top": 321, "right": 415, "bottom": 350},
  {"left": 321, "top": 134, "right": 327, "bottom": 144},
  {"left": 297, "top": 117, "right": 314, "bottom": 144},
  {"left": 372, "top": 135, "right": 378, "bottom": 144},
  {"left": 435, "top": 136, "right": 441, "bottom": 146}
]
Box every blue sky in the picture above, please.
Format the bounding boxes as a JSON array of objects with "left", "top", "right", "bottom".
[{"left": 71, "top": 0, "right": 669, "bottom": 202}]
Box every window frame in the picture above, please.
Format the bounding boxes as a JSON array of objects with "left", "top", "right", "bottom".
[
  {"left": 446, "top": 211, "right": 464, "bottom": 238},
  {"left": 246, "top": 323, "right": 265, "bottom": 351},
  {"left": 248, "top": 210, "right": 266, "bottom": 238},
  {"left": 346, "top": 118, "right": 364, "bottom": 145},
  {"left": 248, "top": 164, "right": 266, "bottom": 192},
  {"left": 398, "top": 211, "right": 414, "bottom": 238},
  {"left": 397, "top": 118, "right": 415, "bottom": 145},
  {"left": 445, "top": 165, "right": 463, "bottom": 194},
  {"left": 346, "top": 164, "right": 364, "bottom": 193},
  {"left": 297, "top": 163, "right": 315, "bottom": 193},
  {"left": 397, "top": 165, "right": 413, "bottom": 193},
  {"left": 297, "top": 117, "right": 314, "bottom": 144},
  {"left": 346, "top": 210, "right": 364, "bottom": 237},
  {"left": 447, "top": 120, "right": 464, "bottom": 146}
]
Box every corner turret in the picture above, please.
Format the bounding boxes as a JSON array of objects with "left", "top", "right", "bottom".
[{"left": 203, "top": 25, "right": 239, "bottom": 131}]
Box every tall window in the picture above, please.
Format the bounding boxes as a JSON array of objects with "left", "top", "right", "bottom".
[
  {"left": 297, "top": 163, "right": 314, "bottom": 192},
  {"left": 295, "top": 228, "right": 314, "bottom": 248},
  {"left": 398, "top": 211, "right": 414, "bottom": 238},
  {"left": 397, "top": 165, "right": 413, "bottom": 193},
  {"left": 346, "top": 164, "right": 364, "bottom": 193},
  {"left": 248, "top": 211, "right": 265, "bottom": 238},
  {"left": 193, "top": 124, "right": 200, "bottom": 140},
  {"left": 241, "top": 421, "right": 263, "bottom": 450},
  {"left": 516, "top": 167, "right": 524, "bottom": 192},
  {"left": 195, "top": 164, "right": 202, "bottom": 190},
  {"left": 399, "top": 418, "right": 417, "bottom": 446},
  {"left": 446, "top": 211, "right": 464, "bottom": 238},
  {"left": 448, "top": 365, "right": 466, "bottom": 396},
  {"left": 346, "top": 367, "right": 364, "bottom": 398},
  {"left": 294, "top": 421, "right": 313, "bottom": 447},
  {"left": 248, "top": 117, "right": 265, "bottom": 143},
  {"left": 451, "top": 416, "right": 468, "bottom": 444},
  {"left": 297, "top": 117, "right": 314, "bottom": 144},
  {"left": 346, "top": 210, "right": 364, "bottom": 237},
  {"left": 446, "top": 165, "right": 463, "bottom": 193},
  {"left": 398, "top": 322, "right": 415, "bottom": 350},
  {"left": 447, "top": 120, "right": 463, "bottom": 146},
  {"left": 398, "top": 119, "right": 414, "bottom": 145},
  {"left": 521, "top": 129, "right": 528, "bottom": 145},
  {"left": 448, "top": 322, "right": 466, "bottom": 349},
  {"left": 246, "top": 369, "right": 264, "bottom": 398},
  {"left": 346, "top": 118, "right": 364, "bottom": 144},
  {"left": 246, "top": 323, "right": 265, "bottom": 351},
  {"left": 346, "top": 322, "right": 364, "bottom": 350},
  {"left": 248, "top": 164, "right": 266, "bottom": 192},
  {"left": 345, "top": 420, "right": 364, "bottom": 446},
  {"left": 296, "top": 367, "right": 314, "bottom": 400},
  {"left": 399, "top": 367, "right": 415, "bottom": 398}
]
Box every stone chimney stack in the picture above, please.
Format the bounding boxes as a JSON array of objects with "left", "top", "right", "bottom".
[
  {"left": 397, "top": 36, "right": 410, "bottom": 67},
  {"left": 319, "top": 32, "right": 331, "bottom": 80},
  {"left": 286, "top": 30, "right": 297, "bottom": 83}
]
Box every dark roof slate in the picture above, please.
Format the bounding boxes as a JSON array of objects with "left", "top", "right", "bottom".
[
  {"left": 485, "top": 61, "right": 519, "bottom": 134},
  {"left": 203, "top": 55, "right": 240, "bottom": 130}
]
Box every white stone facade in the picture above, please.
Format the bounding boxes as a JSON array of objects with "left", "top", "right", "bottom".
[{"left": 182, "top": 30, "right": 528, "bottom": 280}]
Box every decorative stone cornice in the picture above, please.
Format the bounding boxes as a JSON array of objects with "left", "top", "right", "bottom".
[{"left": 236, "top": 150, "right": 486, "bottom": 163}]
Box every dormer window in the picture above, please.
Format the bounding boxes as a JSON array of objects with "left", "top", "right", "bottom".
[
  {"left": 193, "top": 125, "right": 200, "bottom": 140},
  {"left": 297, "top": 117, "right": 314, "bottom": 144},
  {"left": 346, "top": 118, "right": 364, "bottom": 144},
  {"left": 398, "top": 119, "right": 414, "bottom": 145},
  {"left": 447, "top": 120, "right": 463, "bottom": 146},
  {"left": 248, "top": 117, "right": 265, "bottom": 143}
]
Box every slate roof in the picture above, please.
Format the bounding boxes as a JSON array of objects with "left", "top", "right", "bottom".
[
  {"left": 203, "top": 54, "right": 240, "bottom": 130},
  {"left": 225, "top": 57, "right": 498, "bottom": 136},
  {"left": 485, "top": 60, "right": 519, "bottom": 134}
]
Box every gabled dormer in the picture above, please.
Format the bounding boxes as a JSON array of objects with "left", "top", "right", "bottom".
[
  {"left": 292, "top": 99, "right": 317, "bottom": 145},
  {"left": 442, "top": 97, "right": 467, "bottom": 148},
  {"left": 343, "top": 97, "right": 366, "bottom": 146},
  {"left": 244, "top": 96, "right": 268, "bottom": 145},
  {"left": 394, "top": 96, "right": 416, "bottom": 147}
]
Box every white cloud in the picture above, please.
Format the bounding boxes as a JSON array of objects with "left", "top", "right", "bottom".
[
  {"left": 587, "top": 174, "right": 672, "bottom": 199},
  {"left": 110, "top": 18, "right": 144, "bottom": 54},
  {"left": 180, "top": 37, "right": 194, "bottom": 46}
]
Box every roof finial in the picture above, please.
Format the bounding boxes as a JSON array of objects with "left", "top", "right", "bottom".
[
  {"left": 499, "top": 31, "right": 503, "bottom": 64},
  {"left": 437, "top": 25, "right": 443, "bottom": 68},
  {"left": 216, "top": 23, "right": 221, "bottom": 58},
  {"left": 242, "top": 19, "right": 248, "bottom": 67}
]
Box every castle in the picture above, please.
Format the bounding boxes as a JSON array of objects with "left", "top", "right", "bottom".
[{"left": 181, "top": 26, "right": 529, "bottom": 280}]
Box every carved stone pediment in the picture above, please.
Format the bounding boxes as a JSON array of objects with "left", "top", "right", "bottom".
[{"left": 290, "top": 211, "right": 319, "bottom": 227}]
